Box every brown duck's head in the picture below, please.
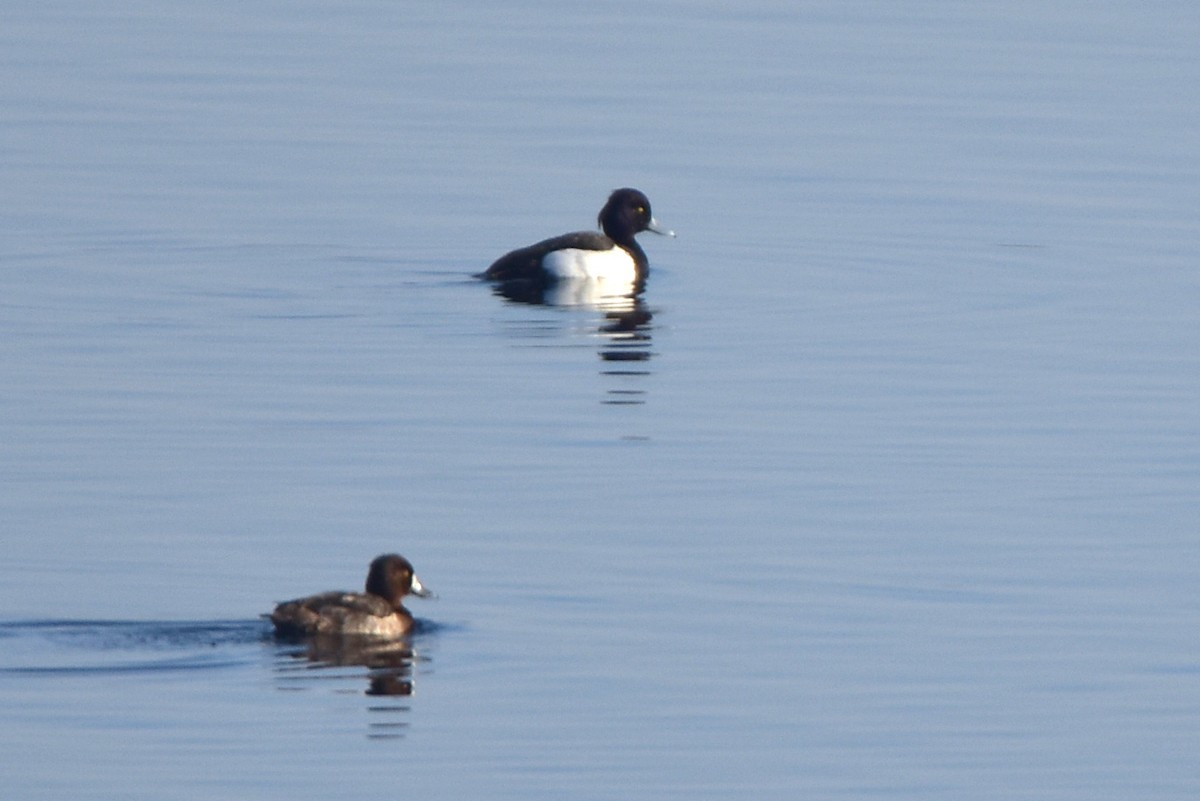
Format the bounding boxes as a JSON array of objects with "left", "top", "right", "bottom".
[{"left": 365, "top": 554, "right": 434, "bottom": 607}]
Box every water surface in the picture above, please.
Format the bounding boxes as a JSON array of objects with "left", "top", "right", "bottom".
[{"left": 2, "top": 2, "right": 1198, "bottom": 799}]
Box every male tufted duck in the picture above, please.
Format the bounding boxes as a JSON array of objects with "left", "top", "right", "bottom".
[
  {"left": 481, "top": 188, "right": 674, "bottom": 286},
  {"left": 269, "top": 554, "right": 433, "bottom": 640}
]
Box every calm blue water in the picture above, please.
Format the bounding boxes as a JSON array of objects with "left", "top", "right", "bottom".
[{"left": 3, "top": 2, "right": 1198, "bottom": 799}]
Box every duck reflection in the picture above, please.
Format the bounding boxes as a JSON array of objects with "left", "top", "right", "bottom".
[
  {"left": 488, "top": 274, "right": 657, "bottom": 409},
  {"left": 598, "top": 306, "right": 654, "bottom": 406},
  {"left": 277, "top": 634, "right": 415, "bottom": 687},
  {"left": 488, "top": 274, "right": 645, "bottom": 311},
  {"left": 272, "top": 634, "right": 428, "bottom": 739}
]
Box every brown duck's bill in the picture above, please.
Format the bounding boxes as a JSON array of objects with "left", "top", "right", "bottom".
[{"left": 410, "top": 574, "right": 435, "bottom": 599}]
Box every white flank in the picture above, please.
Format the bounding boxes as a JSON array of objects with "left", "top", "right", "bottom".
[{"left": 542, "top": 246, "right": 637, "bottom": 282}]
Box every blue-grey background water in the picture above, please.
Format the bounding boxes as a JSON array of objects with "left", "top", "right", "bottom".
[{"left": 2, "top": 2, "right": 1198, "bottom": 798}]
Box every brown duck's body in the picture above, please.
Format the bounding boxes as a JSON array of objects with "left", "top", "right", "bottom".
[{"left": 269, "top": 554, "right": 432, "bottom": 641}]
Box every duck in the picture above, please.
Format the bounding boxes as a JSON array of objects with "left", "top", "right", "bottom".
[
  {"left": 269, "top": 554, "right": 433, "bottom": 640},
  {"left": 481, "top": 188, "right": 673, "bottom": 287}
]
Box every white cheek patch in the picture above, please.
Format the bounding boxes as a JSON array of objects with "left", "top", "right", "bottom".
[{"left": 542, "top": 247, "right": 637, "bottom": 282}]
